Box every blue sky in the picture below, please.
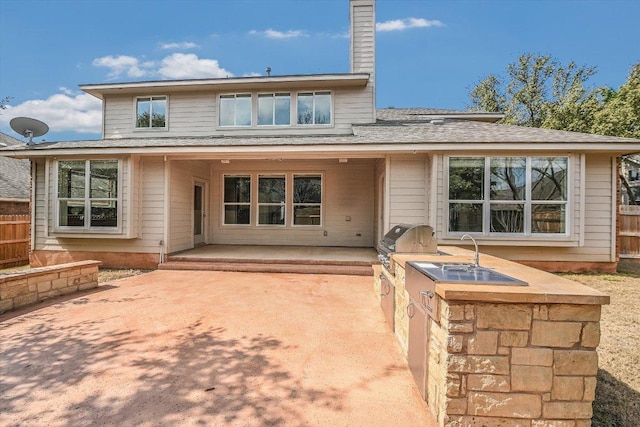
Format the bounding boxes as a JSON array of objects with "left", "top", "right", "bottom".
[{"left": 1, "top": 0, "right": 639, "bottom": 142}]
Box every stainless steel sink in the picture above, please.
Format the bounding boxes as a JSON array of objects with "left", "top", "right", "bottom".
[{"left": 408, "top": 262, "right": 528, "bottom": 286}]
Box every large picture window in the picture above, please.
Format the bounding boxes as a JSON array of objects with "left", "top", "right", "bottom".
[
  {"left": 297, "top": 92, "right": 331, "bottom": 125},
  {"left": 258, "top": 93, "right": 291, "bottom": 126},
  {"left": 448, "top": 156, "right": 568, "bottom": 235},
  {"left": 223, "top": 175, "right": 251, "bottom": 225},
  {"left": 136, "top": 96, "right": 166, "bottom": 128},
  {"left": 219, "top": 94, "right": 252, "bottom": 127},
  {"left": 293, "top": 175, "right": 322, "bottom": 226},
  {"left": 258, "top": 175, "right": 286, "bottom": 225},
  {"left": 57, "top": 160, "right": 119, "bottom": 229}
]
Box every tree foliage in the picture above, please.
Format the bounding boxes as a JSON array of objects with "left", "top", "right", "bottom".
[
  {"left": 469, "top": 54, "right": 600, "bottom": 131},
  {"left": 592, "top": 63, "right": 640, "bottom": 139}
]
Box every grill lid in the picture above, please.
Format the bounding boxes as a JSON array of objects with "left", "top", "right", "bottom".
[{"left": 379, "top": 224, "right": 437, "bottom": 254}]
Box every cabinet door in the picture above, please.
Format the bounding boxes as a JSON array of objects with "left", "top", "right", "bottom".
[{"left": 407, "top": 302, "right": 427, "bottom": 400}]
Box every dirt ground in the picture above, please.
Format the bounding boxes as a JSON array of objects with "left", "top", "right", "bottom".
[{"left": 561, "top": 260, "right": 640, "bottom": 427}]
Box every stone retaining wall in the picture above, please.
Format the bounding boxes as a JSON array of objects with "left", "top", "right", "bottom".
[{"left": 0, "top": 260, "right": 102, "bottom": 314}]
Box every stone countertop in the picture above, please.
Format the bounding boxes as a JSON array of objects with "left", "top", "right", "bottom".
[{"left": 392, "top": 246, "right": 610, "bottom": 306}]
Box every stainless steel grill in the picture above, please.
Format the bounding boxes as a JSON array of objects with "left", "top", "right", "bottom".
[{"left": 377, "top": 224, "right": 438, "bottom": 273}]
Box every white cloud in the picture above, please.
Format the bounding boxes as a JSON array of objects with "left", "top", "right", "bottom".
[
  {"left": 249, "top": 29, "right": 308, "bottom": 39},
  {"left": 58, "top": 86, "right": 78, "bottom": 96},
  {"left": 0, "top": 93, "right": 102, "bottom": 135},
  {"left": 158, "top": 53, "right": 233, "bottom": 79},
  {"left": 376, "top": 18, "right": 444, "bottom": 32},
  {"left": 160, "top": 41, "right": 199, "bottom": 50},
  {"left": 92, "top": 55, "right": 153, "bottom": 78}
]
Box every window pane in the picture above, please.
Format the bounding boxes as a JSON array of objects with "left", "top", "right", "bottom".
[
  {"left": 294, "top": 176, "right": 321, "bottom": 203},
  {"left": 490, "top": 157, "right": 526, "bottom": 200},
  {"left": 490, "top": 204, "right": 524, "bottom": 233},
  {"left": 91, "top": 201, "right": 117, "bottom": 227},
  {"left": 531, "top": 157, "right": 567, "bottom": 201},
  {"left": 449, "top": 203, "right": 483, "bottom": 232},
  {"left": 532, "top": 204, "right": 566, "bottom": 233},
  {"left": 136, "top": 98, "right": 150, "bottom": 127},
  {"left": 224, "top": 176, "right": 251, "bottom": 203},
  {"left": 224, "top": 205, "right": 250, "bottom": 225},
  {"left": 294, "top": 205, "right": 321, "bottom": 225},
  {"left": 90, "top": 160, "right": 118, "bottom": 198},
  {"left": 258, "top": 94, "right": 274, "bottom": 125},
  {"left": 259, "top": 176, "right": 285, "bottom": 203},
  {"left": 219, "top": 96, "right": 235, "bottom": 126},
  {"left": 236, "top": 95, "right": 252, "bottom": 126},
  {"left": 58, "top": 160, "right": 85, "bottom": 198},
  {"left": 274, "top": 94, "right": 291, "bottom": 125},
  {"left": 297, "top": 93, "right": 313, "bottom": 124},
  {"left": 259, "top": 205, "right": 285, "bottom": 225},
  {"left": 315, "top": 92, "right": 331, "bottom": 124},
  {"left": 151, "top": 98, "right": 166, "bottom": 128},
  {"left": 449, "top": 157, "right": 484, "bottom": 200},
  {"left": 59, "top": 200, "right": 85, "bottom": 227}
]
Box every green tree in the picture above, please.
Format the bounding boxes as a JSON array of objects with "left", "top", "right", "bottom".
[
  {"left": 469, "top": 54, "right": 600, "bottom": 130},
  {"left": 592, "top": 62, "right": 640, "bottom": 139}
]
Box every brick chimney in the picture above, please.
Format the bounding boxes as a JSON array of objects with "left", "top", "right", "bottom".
[{"left": 350, "top": 0, "right": 376, "bottom": 122}]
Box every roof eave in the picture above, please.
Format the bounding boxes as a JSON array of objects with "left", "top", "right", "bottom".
[
  {"left": 5, "top": 141, "right": 640, "bottom": 159},
  {"left": 80, "top": 73, "right": 371, "bottom": 99}
]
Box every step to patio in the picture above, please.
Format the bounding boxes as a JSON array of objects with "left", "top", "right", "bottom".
[{"left": 158, "top": 260, "right": 374, "bottom": 276}]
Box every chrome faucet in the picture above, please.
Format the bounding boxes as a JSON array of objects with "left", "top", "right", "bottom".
[{"left": 461, "top": 234, "right": 480, "bottom": 267}]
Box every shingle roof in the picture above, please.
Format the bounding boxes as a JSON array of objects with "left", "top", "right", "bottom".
[
  {"left": 0, "top": 133, "right": 30, "bottom": 199},
  {"left": 1, "top": 109, "right": 638, "bottom": 153}
]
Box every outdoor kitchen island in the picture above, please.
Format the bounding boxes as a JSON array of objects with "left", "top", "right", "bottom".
[{"left": 373, "top": 246, "right": 609, "bottom": 427}]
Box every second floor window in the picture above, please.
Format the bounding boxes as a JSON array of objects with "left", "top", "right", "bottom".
[
  {"left": 220, "top": 94, "right": 252, "bottom": 127},
  {"left": 136, "top": 96, "right": 166, "bottom": 128},
  {"left": 297, "top": 92, "right": 331, "bottom": 125},
  {"left": 258, "top": 93, "right": 291, "bottom": 126}
]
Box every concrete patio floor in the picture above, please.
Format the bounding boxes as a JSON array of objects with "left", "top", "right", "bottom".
[{"left": 0, "top": 270, "right": 435, "bottom": 426}]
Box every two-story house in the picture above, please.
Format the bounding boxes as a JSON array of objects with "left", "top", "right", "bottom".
[{"left": 2, "top": 0, "right": 639, "bottom": 272}]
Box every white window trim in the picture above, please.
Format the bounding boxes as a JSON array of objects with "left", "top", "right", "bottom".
[
  {"left": 221, "top": 174, "right": 252, "bottom": 226},
  {"left": 54, "top": 159, "right": 123, "bottom": 234},
  {"left": 257, "top": 174, "right": 287, "bottom": 227},
  {"left": 134, "top": 95, "right": 168, "bottom": 131},
  {"left": 220, "top": 172, "right": 323, "bottom": 228},
  {"left": 444, "top": 155, "right": 572, "bottom": 239},
  {"left": 295, "top": 91, "right": 333, "bottom": 126},
  {"left": 257, "top": 92, "right": 292, "bottom": 127},
  {"left": 292, "top": 173, "right": 323, "bottom": 227},
  {"left": 218, "top": 93, "right": 253, "bottom": 128}
]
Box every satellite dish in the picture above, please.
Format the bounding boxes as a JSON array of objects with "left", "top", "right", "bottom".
[{"left": 10, "top": 116, "right": 49, "bottom": 145}]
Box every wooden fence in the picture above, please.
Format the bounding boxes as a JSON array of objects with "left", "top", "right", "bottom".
[
  {"left": 0, "top": 215, "right": 30, "bottom": 268},
  {"left": 619, "top": 206, "right": 640, "bottom": 259}
]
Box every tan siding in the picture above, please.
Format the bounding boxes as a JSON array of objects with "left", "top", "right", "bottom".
[
  {"left": 102, "top": 86, "right": 374, "bottom": 139},
  {"left": 33, "top": 160, "right": 46, "bottom": 248},
  {"left": 168, "top": 160, "right": 211, "bottom": 253},
  {"left": 208, "top": 159, "right": 374, "bottom": 247},
  {"left": 388, "top": 156, "right": 429, "bottom": 226},
  {"left": 435, "top": 153, "right": 615, "bottom": 263},
  {"left": 34, "top": 156, "right": 164, "bottom": 255}
]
